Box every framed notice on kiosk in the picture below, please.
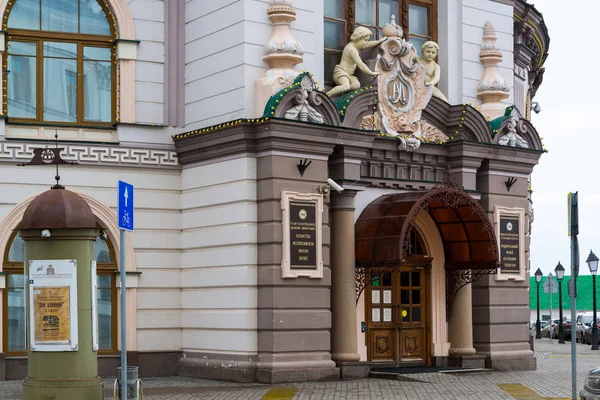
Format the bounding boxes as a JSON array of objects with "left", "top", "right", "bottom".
[
  {"left": 28, "top": 260, "right": 78, "bottom": 351},
  {"left": 281, "top": 191, "right": 324, "bottom": 278}
]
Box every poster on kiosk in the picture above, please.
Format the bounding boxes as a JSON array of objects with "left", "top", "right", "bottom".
[{"left": 28, "top": 259, "right": 78, "bottom": 352}]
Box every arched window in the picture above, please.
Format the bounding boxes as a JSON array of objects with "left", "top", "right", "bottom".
[
  {"left": 324, "top": 0, "right": 438, "bottom": 85},
  {"left": 2, "top": 227, "right": 118, "bottom": 355},
  {"left": 4, "top": 0, "right": 116, "bottom": 126}
]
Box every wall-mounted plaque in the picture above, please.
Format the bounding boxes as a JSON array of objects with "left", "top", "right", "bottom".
[
  {"left": 499, "top": 214, "right": 520, "bottom": 274},
  {"left": 281, "top": 191, "right": 324, "bottom": 279},
  {"left": 29, "top": 260, "right": 78, "bottom": 352}
]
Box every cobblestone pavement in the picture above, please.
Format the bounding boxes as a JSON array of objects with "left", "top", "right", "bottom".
[{"left": 0, "top": 339, "right": 597, "bottom": 399}]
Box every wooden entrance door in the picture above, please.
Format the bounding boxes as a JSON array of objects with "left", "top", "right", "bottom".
[{"left": 366, "top": 264, "right": 430, "bottom": 364}]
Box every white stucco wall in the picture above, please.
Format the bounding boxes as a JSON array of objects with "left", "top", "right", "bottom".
[
  {"left": 180, "top": 157, "right": 258, "bottom": 354},
  {"left": 184, "top": 0, "right": 323, "bottom": 130},
  {"left": 129, "top": 0, "right": 165, "bottom": 126},
  {"left": 0, "top": 162, "right": 183, "bottom": 352}
]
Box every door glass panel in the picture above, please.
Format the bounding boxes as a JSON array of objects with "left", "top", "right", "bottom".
[
  {"left": 97, "top": 287, "right": 112, "bottom": 349},
  {"left": 412, "top": 289, "right": 421, "bottom": 305},
  {"left": 401, "top": 272, "right": 409, "bottom": 287},
  {"left": 371, "top": 289, "right": 381, "bottom": 304},
  {"left": 412, "top": 271, "right": 420, "bottom": 287},
  {"left": 382, "top": 273, "right": 392, "bottom": 286},
  {"left": 412, "top": 306, "right": 421, "bottom": 322},
  {"left": 402, "top": 308, "right": 410, "bottom": 322},
  {"left": 372, "top": 275, "right": 380, "bottom": 286},
  {"left": 401, "top": 289, "right": 410, "bottom": 304}
]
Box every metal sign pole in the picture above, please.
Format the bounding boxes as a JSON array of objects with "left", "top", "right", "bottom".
[
  {"left": 117, "top": 180, "right": 133, "bottom": 400},
  {"left": 568, "top": 192, "right": 579, "bottom": 400},
  {"left": 549, "top": 274, "right": 553, "bottom": 342},
  {"left": 120, "top": 229, "right": 127, "bottom": 400}
]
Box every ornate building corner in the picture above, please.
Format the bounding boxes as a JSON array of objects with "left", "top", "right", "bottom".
[
  {"left": 477, "top": 21, "right": 511, "bottom": 121},
  {"left": 254, "top": 0, "right": 305, "bottom": 117}
]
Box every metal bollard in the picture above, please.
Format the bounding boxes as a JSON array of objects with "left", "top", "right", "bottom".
[{"left": 114, "top": 366, "right": 142, "bottom": 399}]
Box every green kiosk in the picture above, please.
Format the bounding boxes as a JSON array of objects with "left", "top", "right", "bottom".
[{"left": 18, "top": 185, "right": 103, "bottom": 399}]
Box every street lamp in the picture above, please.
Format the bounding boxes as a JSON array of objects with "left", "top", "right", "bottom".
[
  {"left": 587, "top": 250, "right": 599, "bottom": 350},
  {"left": 535, "top": 268, "right": 543, "bottom": 339},
  {"left": 555, "top": 261, "right": 565, "bottom": 344}
]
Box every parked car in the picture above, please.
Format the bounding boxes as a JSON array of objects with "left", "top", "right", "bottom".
[
  {"left": 580, "top": 367, "right": 600, "bottom": 399},
  {"left": 576, "top": 312, "right": 595, "bottom": 343},
  {"left": 583, "top": 323, "right": 600, "bottom": 345},
  {"left": 541, "top": 319, "right": 559, "bottom": 338},
  {"left": 552, "top": 319, "right": 572, "bottom": 340}
]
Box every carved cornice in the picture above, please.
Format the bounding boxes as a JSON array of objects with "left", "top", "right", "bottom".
[
  {"left": 0, "top": 141, "right": 179, "bottom": 168},
  {"left": 514, "top": 0, "right": 550, "bottom": 98},
  {"left": 422, "top": 97, "right": 493, "bottom": 144}
]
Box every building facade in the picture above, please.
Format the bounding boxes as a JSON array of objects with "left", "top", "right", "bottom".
[{"left": 0, "top": 0, "right": 550, "bottom": 383}]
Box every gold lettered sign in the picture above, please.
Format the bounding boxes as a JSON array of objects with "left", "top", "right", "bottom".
[
  {"left": 499, "top": 215, "right": 520, "bottom": 273},
  {"left": 33, "top": 287, "right": 70, "bottom": 344},
  {"left": 289, "top": 200, "right": 317, "bottom": 269}
]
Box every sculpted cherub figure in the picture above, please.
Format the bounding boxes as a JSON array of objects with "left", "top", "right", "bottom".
[
  {"left": 327, "top": 27, "right": 386, "bottom": 98},
  {"left": 414, "top": 41, "right": 448, "bottom": 102}
]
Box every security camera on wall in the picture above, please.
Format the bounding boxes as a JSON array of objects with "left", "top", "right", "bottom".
[{"left": 327, "top": 178, "right": 344, "bottom": 193}]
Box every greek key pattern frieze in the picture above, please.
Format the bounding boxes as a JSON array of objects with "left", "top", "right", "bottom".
[{"left": 0, "top": 142, "right": 179, "bottom": 167}]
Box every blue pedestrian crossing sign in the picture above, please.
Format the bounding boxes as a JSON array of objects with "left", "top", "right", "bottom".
[{"left": 118, "top": 180, "right": 134, "bottom": 231}]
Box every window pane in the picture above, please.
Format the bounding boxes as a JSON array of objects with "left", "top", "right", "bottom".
[
  {"left": 7, "top": 234, "right": 25, "bottom": 262},
  {"left": 401, "top": 271, "right": 409, "bottom": 287},
  {"left": 324, "top": 52, "right": 341, "bottom": 84},
  {"left": 84, "top": 60, "right": 111, "bottom": 122},
  {"left": 382, "top": 273, "right": 392, "bottom": 286},
  {"left": 94, "top": 236, "right": 112, "bottom": 263},
  {"left": 7, "top": 0, "right": 41, "bottom": 30},
  {"left": 379, "top": 0, "right": 397, "bottom": 28},
  {"left": 401, "top": 289, "right": 409, "bottom": 305},
  {"left": 84, "top": 47, "right": 111, "bottom": 61},
  {"left": 97, "top": 274, "right": 111, "bottom": 289},
  {"left": 356, "top": 0, "right": 376, "bottom": 26},
  {"left": 8, "top": 54, "right": 37, "bottom": 119},
  {"left": 8, "top": 280, "right": 26, "bottom": 352},
  {"left": 324, "top": 20, "right": 345, "bottom": 50},
  {"left": 44, "top": 42, "right": 77, "bottom": 58},
  {"left": 8, "top": 274, "right": 25, "bottom": 288},
  {"left": 97, "top": 288, "right": 112, "bottom": 349},
  {"left": 80, "top": 0, "right": 111, "bottom": 35},
  {"left": 412, "top": 306, "right": 421, "bottom": 322},
  {"left": 9, "top": 41, "right": 37, "bottom": 57},
  {"left": 409, "top": 5, "right": 429, "bottom": 37},
  {"left": 42, "top": 0, "right": 78, "bottom": 33},
  {"left": 412, "top": 289, "right": 420, "bottom": 305},
  {"left": 324, "top": 0, "right": 345, "bottom": 19},
  {"left": 410, "top": 37, "right": 427, "bottom": 57},
  {"left": 371, "top": 275, "right": 380, "bottom": 287},
  {"left": 412, "top": 271, "right": 420, "bottom": 287},
  {"left": 44, "top": 58, "right": 77, "bottom": 122}
]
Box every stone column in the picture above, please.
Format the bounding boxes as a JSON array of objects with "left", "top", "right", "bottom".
[
  {"left": 448, "top": 283, "right": 476, "bottom": 356},
  {"left": 330, "top": 190, "right": 360, "bottom": 363}
]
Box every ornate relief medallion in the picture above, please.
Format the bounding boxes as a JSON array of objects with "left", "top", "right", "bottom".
[
  {"left": 405, "top": 336, "right": 418, "bottom": 355},
  {"left": 376, "top": 335, "right": 390, "bottom": 354}
]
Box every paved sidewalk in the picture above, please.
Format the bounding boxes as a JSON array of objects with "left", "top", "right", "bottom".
[{"left": 0, "top": 338, "right": 597, "bottom": 399}]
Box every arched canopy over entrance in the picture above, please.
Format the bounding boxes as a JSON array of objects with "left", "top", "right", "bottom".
[{"left": 355, "top": 180, "right": 499, "bottom": 318}]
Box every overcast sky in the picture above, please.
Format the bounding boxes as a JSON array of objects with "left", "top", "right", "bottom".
[{"left": 529, "top": 1, "right": 600, "bottom": 276}]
